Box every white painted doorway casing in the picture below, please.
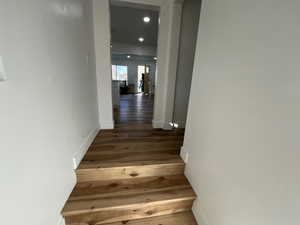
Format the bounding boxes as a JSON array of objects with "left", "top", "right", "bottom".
[{"left": 93, "top": 0, "right": 184, "bottom": 129}]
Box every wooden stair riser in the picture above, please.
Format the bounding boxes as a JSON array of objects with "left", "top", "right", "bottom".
[
  {"left": 64, "top": 199, "right": 194, "bottom": 225},
  {"left": 82, "top": 151, "right": 179, "bottom": 162},
  {"left": 92, "top": 136, "right": 184, "bottom": 145},
  {"left": 69, "top": 175, "right": 190, "bottom": 201},
  {"left": 76, "top": 164, "right": 185, "bottom": 182},
  {"left": 99, "top": 211, "right": 198, "bottom": 225},
  {"left": 86, "top": 148, "right": 180, "bottom": 156}
]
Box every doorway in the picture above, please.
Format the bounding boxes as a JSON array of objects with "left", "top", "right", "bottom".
[
  {"left": 137, "top": 65, "right": 150, "bottom": 94},
  {"left": 109, "top": 1, "right": 159, "bottom": 127},
  {"left": 93, "top": 0, "right": 185, "bottom": 129}
]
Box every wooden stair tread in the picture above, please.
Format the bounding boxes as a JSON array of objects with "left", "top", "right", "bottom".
[
  {"left": 97, "top": 130, "right": 184, "bottom": 138},
  {"left": 99, "top": 211, "right": 198, "bottom": 225},
  {"left": 78, "top": 157, "right": 184, "bottom": 169},
  {"left": 92, "top": 136, "right": 183, "bottom": 144},
  {"left": 62, "top": 185, "right": 196, "bottom": 216},
  {"left": 89, "top": 142, "right": 182, "bottom": 151},
  {"left": 87, "top": 146, "right": 180, "bottom": 155},
  {"left": 62, "top": 95, "right": 197, "bottom": 225},
  {"left": 92, "top": 140, "right": 183, "bottom": 146},
  {"left": 69, "top": 175, "right": 190, "bottom": 200},
  {"left": 82, "top": 151, "right": 180, "bottom": 163},
  {"left": 76, "top": 162, "right": 185, "bottom": 182}
]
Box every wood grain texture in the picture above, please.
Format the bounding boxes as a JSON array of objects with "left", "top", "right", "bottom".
[
  {"left": 99, "top": 211, "right": 198, "bottom": 225},
  {"left": 61, "top": 94, "right": 198, "bottom": 225},
  {"left": 69, "top": 175, "right": 190, "bottom": 201},
  {"left": 65, "top": 200, "right": 193, "bottom": 225},
  {"left": 76, "top": 162, "right": 185, "bottom": 182},
  {"left": 63, "top": 187, "right": 196, "bottom": 216},
  {"left": 113, "top": 94, "right": 153, "bottom": 125}
]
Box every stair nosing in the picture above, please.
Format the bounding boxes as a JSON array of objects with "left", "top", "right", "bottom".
[
  {"left": 62, "top": 195, "right": 196, "bottom": 216},
  {"left": 76, "top": 161, "right": 185, "bottom": 171}
]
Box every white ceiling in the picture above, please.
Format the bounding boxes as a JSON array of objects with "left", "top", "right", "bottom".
[{"left": 110, "top": 3, "right": 159, "bottom": 47}]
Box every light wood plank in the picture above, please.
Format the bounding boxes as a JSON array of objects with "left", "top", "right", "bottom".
[
  {"left": 76, "top": 162, "right": 185, "bottom": 182},
  {"left": 65, "top": 200, "right": 193, "bottom": 225},
  {"left": 99, "top": 211, "right": 198, "bottom": 225},
  {"left": 69, "top": 175, "right": 190, "bottom": 201},
  {"left": 63, "top": 187, "right": 195, "bottom": 216}
]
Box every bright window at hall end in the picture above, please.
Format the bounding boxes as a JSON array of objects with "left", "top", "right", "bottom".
[{"left": 112, "top": 65, "right": 128, "bottom": 81}]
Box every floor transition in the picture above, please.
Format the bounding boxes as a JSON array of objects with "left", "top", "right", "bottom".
[{"left": 61, "top": 94, "right": 198, "bottom": 225}]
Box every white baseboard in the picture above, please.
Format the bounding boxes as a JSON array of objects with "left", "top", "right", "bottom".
[
  {"left": 58, "top": 216, "right": 65, "bottom": 225},
  {"left": 72, "top": 128, "right": 99, "bottom": 169},
  {"left": 163, "top": 122, "right": 173, "bottom": 130},
  {"left": 173, "top": 120, "right": 186, "bottom": 128},
  {"left": 152, "top": 120, "right": 164, "bottom": 128},
  {"left": 180, "top": 145, "right": 189, "bottom": 163},
  {"left": 100, "top": 120, "right": 114, "bottom": 129},
  {"left": 152, "top": 120, "right": 173, "bottom": 130}
]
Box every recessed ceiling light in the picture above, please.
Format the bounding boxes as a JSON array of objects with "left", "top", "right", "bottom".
[
  {"left": 143, "top": 16, "right": 151, "bottom": 23},
  {"left": 127, "top": 55, "right": 131, "bottom": 59},
  {"left": 138, "top": 37, "right": 144, "bottom": 42},
  {"left": 154, "top": 57, "right": 157, "bottom": 60}
]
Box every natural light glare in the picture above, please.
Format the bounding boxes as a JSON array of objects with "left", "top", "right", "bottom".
[
  {"left": 169, "top": 122, "right": 179, "bottom": 128},
  {"left": 112, "top": 65, "right": 128, "bottom": 81},
  {"left": 143, "top": 16, "right": 150, "bottom": 23}
]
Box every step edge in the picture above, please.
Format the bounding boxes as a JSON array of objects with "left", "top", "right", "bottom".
[
  {"left": 69, "top": 184, "right": 191, "bottom": 201},
  {"left": 62, "top": 195, "right": 196, "bottom": 217},
  {"left": 76, "top": 161, "right": 185, "bottom": 171}
]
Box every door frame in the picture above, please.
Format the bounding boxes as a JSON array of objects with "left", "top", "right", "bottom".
[{"left": 93, "top": 0, "right": 184, "bottom": 129}]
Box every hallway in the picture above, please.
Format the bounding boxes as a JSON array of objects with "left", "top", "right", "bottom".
[
  {"left": 113, "top": 94, "right": 154, "bottom": 127},
  {"left": 61, "top": 94, "right": 198, "bottom": 224}
]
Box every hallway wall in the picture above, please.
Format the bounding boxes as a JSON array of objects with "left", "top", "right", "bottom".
[
  {"left": 0, "top": 1, "right": 99, "bottom": 225},
  {"left": 183, "top": 0, "right": 300, "bottom": 225},
  {"left": 173, "top": 0, "right": 201, "bottom": 127}
]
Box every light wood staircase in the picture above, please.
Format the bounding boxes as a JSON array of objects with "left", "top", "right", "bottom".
[{"left": 61, "top": 127, "right": 198, "bottom": 225}]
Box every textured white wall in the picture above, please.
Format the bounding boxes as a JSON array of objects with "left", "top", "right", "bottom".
[
  {"left": 0, "top": 1, "right": 99, "bottom": 225},
  {"left": 173, "top": 0, "right": 201, "bottom": 128},
  {"left": 153, "top": 1, "right": 182, "bottom": 129},
  {"left": 93, "top": 0, "right": 114, "bottom": 129},
  {"left": 183, "top": 0, "right": 300, "bottom": 225}
]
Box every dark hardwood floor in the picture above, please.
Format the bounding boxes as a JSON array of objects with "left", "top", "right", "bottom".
[{"left": 113, "top": 94, "right": 154, "bottom": 128}]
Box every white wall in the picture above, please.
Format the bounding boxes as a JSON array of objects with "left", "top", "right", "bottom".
[
  {"left": 183, "top": 0, "right": 300, "bottom": 225},
  {"left": 93, "top": 0, "right": 114, "bottom": 129},
  {"left": 0, "top": 1, "right": 99, "bottom": 225},
  {"left": 112, "top": 55, "right": 157, "bottom": 94},
  {"left": 153, "top": 0, "right": 183, "bottom": 129},
  {"left": 173, "top": 0, "right": 201, "bottom": 128}
]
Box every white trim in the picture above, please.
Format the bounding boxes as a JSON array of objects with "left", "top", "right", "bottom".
[
  {"left": 100, "top": 120, "right": 114, "bottom": 129},
  {"left": 174, "top": 120, "right": 186, "bottom": 128},
  {"left": 72, "top": 128, "right": 99, "bottom": 169},
  {"left": 114, "top": 0, "right": 184, "bottom": 7},
  {"left": 152, "top": 120, "right": 174, "bottom": 130},
  {"left": 113, "top": 0, "right": 166, "bottom": 7},
  {"left": 93, "top": 0, "right": 114, "bottom": 132},
  {"left": 58, "top": 216, "right": 65, "bottom": 225},
  {"left": 163, "top": 122, "right": 173, "bottom": 130},
  {"left": 180, "top": 145, "right": 189, "bottom": 163},
  {"left": 152, "top": 120, "right": 164, "bottom": 128},
  {"left": 153, "top": 1, "right": 183, "bottom": 130}
]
